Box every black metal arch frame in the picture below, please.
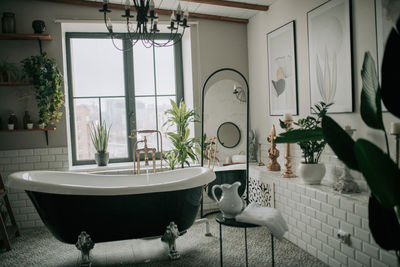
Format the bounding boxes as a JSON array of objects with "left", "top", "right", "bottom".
[{"left": 200, "top": 67, "right": 250, "bottom": 217}]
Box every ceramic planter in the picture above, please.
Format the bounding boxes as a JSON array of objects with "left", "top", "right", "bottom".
[
  {"left": 297, "top": 162, "right": 326, "bottom": 185},
  {"left": 95, "top": 152, "right": 109, "bottom": 167}
]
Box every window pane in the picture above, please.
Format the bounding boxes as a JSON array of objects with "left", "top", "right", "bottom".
[
  {"left": 155, "top": 46, "right": 176, "bottom": 95},
  {"left": 74, "top": 98, "right": 99, "bottom": 160},
  {"left": 157, "top": 96, "right": 176, "bottom": 151},
  {"left": 135, "top": 97, "right": 157, "bottom": 149},
  {"left": 100, "top": 98, "right": 128, "bottom": 158},
  {"left": 70, "top": 38, "right": 125, "bottom": 97},
  {"left": 133, "top": 43, "right": 155, "bottom": 95}
]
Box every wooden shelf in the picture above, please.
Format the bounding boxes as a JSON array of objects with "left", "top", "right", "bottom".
[
  {"left": 0, "top": 127, "right": 56, "bottom": 146},
  {"left": 0, "top": 127, "right": 55, "bottom": 133},
  {"left": 0, "top": 33, "right": 52, "bottom": 41},
  {"left": 0, "top": 81, "right": 31, "bottom": 86}
]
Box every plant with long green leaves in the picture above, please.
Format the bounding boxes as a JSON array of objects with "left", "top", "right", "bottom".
[
  {"left": 276, "top": 102, "right": 332, "bottom": 163},
  {"left": 89, "top": 121, "right": 111, "bottom": 153},
  {"left": 163, "top": 150, "right": 179, "bottom": 170},
  {"left": 164, "top": 100, "right": 201, "bottom": 169},
  {"left": 21, "top": 53, "right": 64, "bottom": 126}
]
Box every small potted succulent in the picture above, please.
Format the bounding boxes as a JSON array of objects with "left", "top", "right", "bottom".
[
  {"left": 89, "top": 121, "right": 111, "bottom": 167},
  {"left": 276, "top": 102, "right": 332, "bottom": 184}
]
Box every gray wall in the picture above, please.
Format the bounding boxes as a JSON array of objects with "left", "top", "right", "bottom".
[
  {"left": 0, "top": 0, "right": 248, "bottom": 151},
  {"left": 247, "top": 0, "right": 399, "bottom": 159}
]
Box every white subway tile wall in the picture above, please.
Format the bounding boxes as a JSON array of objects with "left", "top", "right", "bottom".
[
  {"left": 250, "top": 165, "right": 398, "bottom": 267},
  {"left": 0, "top": 147, "right": 69, "bottom": 229}
]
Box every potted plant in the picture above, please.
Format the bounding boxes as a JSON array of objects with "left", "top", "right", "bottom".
[
  {"left": 163, "top": 150, "right": 178, "bottom": 170},
  {"left": 21, "top": 53, "right": 64, "bottom": 127},
  {"left": 164, "top": 100, "right": 201, "bottom": 169},
  {"left": 89, "top": 121, "right": 111, "bottom": 167},
  {"left": 0, "top": 60, "right": 20, "bottom": 82},
  {"left": 276, "top": 102, "right": 332, "bottom": 184}
]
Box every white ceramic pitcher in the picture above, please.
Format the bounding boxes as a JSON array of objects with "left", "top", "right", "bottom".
[{"left": 212, "top": 181, "right": 243, "bottom": 219}]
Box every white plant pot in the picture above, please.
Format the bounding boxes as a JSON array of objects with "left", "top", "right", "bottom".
[{"left": 297, "top": 162, "right": 326, "bottom": 185}]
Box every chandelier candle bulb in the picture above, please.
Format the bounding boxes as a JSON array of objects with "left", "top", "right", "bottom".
[
  {"left": 284, "top": 113, "right": 292, "bottom": 121},
  {"left": 150, "top": 0, "right": 155, "bottom": 10},
  {"left": 125, "top": 0, "right": 130, "bottom": 10},
  {"left": 390, "top": 122, "right": 400, "bottom": 135}
]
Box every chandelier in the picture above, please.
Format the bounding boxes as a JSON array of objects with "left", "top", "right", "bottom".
[{"left": 100, "top": 0, "right": 189, "bottom": 49}]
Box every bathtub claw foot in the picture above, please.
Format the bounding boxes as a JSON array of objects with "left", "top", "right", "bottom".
[
  {"left": 76, "top": 231, "right": 94, "bottom": 267},
  {"left": 161, "top": 221, "right": 181, "bottom": 260}
]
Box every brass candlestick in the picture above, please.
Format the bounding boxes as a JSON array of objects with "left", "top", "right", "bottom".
[
  {"left": 266, "top": 125, "right": 280, "bottom": 171},
  {"left": 257, "top": 143, "right": 265, "bottom": 166},
  {"left": 281, "top": 120, "right": 296, "bottom": 178}
]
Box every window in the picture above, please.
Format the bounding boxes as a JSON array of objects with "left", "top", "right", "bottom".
[{"left": 66, "top": 33, "right": 183, "bottom": 165}]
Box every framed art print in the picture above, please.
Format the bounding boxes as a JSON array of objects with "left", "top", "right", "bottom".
[
  {"left": 267, "top": 21, "right": 298, "bottom": 116},
  {"left": 375, "top": 0, "right": 393, "bottom": 111},
  {"left": 307, "top": 0, "right": 353, "bottom": 113}
]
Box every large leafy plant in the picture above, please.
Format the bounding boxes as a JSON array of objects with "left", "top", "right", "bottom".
[
  {"left": 164, "top": 100, "right": 201, "bottom": 169},
  {"left": 277, "top": 52, "right": 400, "bottom": 255},
  {"left": 21, "top": 53, "right": 64, "bottom": 126},
  {"left": 89, "top": 121, "right": 111, "bottom": 154},
  {"left": 276, "top": 102, "right": 331, "bottom": 163}
]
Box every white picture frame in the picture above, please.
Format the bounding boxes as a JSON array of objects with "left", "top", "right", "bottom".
[{"left": 307, "top": 0, "right": 353, "bottom": 113}]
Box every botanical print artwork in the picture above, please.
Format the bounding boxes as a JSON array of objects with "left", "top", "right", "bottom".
[
  {"left": 308, "top": 0, "right": 353, "bottom": 113},
  {"left": 375, "top": 0, "right": 393, "bottom": 111},
  {"left": 267, "top": 21, "right": 298, "bottom": 116}
]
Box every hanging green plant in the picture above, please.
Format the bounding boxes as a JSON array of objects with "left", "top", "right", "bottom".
[{"left": 21, "top": 53, "right": 64, "bottom": 126}]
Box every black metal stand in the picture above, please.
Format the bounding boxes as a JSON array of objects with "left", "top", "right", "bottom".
[{"left": 216, "top": 214, "right": 274, "bottom": 267}]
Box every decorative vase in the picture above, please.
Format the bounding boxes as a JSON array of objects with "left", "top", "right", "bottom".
[
  {"left": 27, "top": 123, "right": 33, "bottom": 130},
  {"left": 8, "top": 113, "right": 18, "bottom": 129},
  {"left": 32, "top": 20, "right": 45, "bottom": 34},
  {"left": 212, "top": 181, "right": 243, "bottom": 219},
  {"left": 2, "top": 12, "right": 16, "bottom": 33},
  {"left": 95, "top": 152, "right": 109, "bottom": 167},
  {"left": 23, "top": 111, "right": 30, "bottom": 129},
  {"left": 39, "top": 123, "right": 46, "bottom": 129},
  {"left": 7, "top": 124, "right": 14, "bottom": 130},
  {"left": 297, "top": 162, "right": 326, "bottom": 185}
]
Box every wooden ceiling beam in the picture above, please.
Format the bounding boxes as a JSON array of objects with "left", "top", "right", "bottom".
[
  {"left": 39, "top": 0, "right": 249, "bottom": 24},
  {"left": 181, "top": 0, "right": 269, "bottom": 11}
]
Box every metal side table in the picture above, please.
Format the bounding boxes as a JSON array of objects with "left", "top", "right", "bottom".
[{"left": 216, "top": 214, "right": 274, "bottom": 267}]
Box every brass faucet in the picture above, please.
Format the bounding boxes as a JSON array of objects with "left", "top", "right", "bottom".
[{"left": 129, "top": 130, "right": 163, "bottom": 174}]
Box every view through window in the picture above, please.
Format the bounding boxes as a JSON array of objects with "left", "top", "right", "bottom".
[{"left": 66, "top": 33, "right": 183, "bottom": 165}]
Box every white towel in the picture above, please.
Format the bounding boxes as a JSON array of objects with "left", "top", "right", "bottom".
[{"left": 235, "top": 202, "right": 288, "bottom": 240}]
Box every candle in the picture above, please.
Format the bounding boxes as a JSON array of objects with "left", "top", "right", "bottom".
[
  {"left": 125, "top": 0, "right": 130, "bottom": 10},
  {"left": 284, "top": 113, "right": 292, "bottom": 121},
  {"left": 391, "top": 122, "right": 400, "bottom": 135},
  {"left": 149, "top": 0, "right": 155, "bottom": 11},
  {"left": 184, "top": 8, "right": 189, "bottom": 18},
  {"left": 344, "top": 125, "right": 351, "bottom": 130}
]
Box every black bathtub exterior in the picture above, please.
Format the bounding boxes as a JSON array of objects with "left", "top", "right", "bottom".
[{"left": 26, "top": 186, "right": 203, "bottom": 244}]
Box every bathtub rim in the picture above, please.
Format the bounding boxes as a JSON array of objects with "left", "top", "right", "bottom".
[{"left": 7, "top": 167, "right": 215, "bottom": 196}]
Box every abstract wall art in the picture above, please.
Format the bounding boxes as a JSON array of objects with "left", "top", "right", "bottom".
[
  {"left": 307, "top": 0, "right": 353, "bottom": 113},
  {"left": 267, "top": 21, "right": 298, "bottom": 116}
]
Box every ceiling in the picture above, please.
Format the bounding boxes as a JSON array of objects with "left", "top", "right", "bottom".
[{"left": 80, "top": 0, "right": 277, "bottom": 23}]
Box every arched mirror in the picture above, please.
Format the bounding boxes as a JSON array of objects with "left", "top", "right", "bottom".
[
  {"left": 200, "top": 68, "right": 249, "bottom": 217},
  {"left": 217, "top": 122, "right": 241, "bottom": 148}
]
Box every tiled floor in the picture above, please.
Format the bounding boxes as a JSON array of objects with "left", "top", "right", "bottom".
[{"left": 0, "top": 216, "right": 327, "bottom": 267}]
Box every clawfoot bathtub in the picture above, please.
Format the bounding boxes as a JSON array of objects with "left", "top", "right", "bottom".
[{"left": 7, "top": 167, "right": 215, "bottom": 265}]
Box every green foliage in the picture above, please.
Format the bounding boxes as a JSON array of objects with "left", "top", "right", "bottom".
[
  {"left": 276, "top": 102, "right": 331, "bottom": 163},
  {"left": 321, "top": 52, "right": 400, "bottom": 250},
  {"left": 163, "top": 150, "right": 179, "bottom": 170},
  {"left": 21, "top": 53, "right": 64, "bottom": 126},
  {"left": 322, "top": 116, "right": 358, "bottom": 171},
  {"left": 0, "top": 60, "right": 22, "bottom": 82},
  {"left": 360, "top": 51, "right": 384, "bottom": 131},
  {"left": 164, "top": 100, "right": 201, "bottom": 169},
  {"left": 89, "top": 121, "right": 111, "bottom": 153}
]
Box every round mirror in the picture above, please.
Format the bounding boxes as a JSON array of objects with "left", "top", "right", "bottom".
[{"left": 217, "top": 122, "right": 241, "bottom": 148}]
